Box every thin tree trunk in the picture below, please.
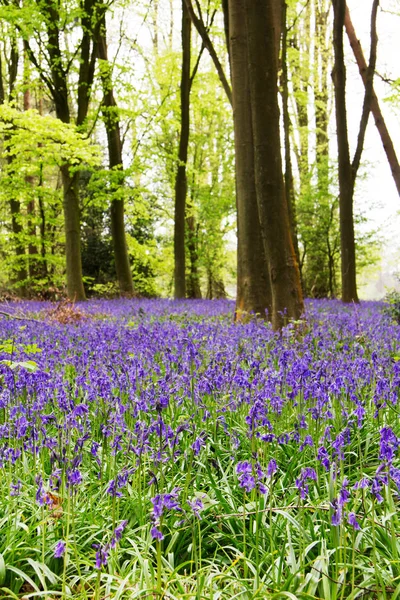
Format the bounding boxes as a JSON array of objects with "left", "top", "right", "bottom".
[
  {"left": 2, "top": 38, "right": 28, "bottom": 292},
  {"left": 37, "top": 90, "right": 48, "bottom": 279},
  {"left": 229, "top": 0, "right": 271, "bottom": 320},
  {"left": 97, "top": 10, "right": 134, "bottom": 296},
  {"left": 23, "top": 49, "right": 39, "bottom": 282},
  {"left": 315, "top": 0, "right": 330, "bottom": 196},
  {"left": 37, "top": 163, "right": 48, "bottom": 279},
  {"left": 281, "top": 1, "right": 300, "bottom": 268},
  {"left": 245, "top": 0, "right": 303, "bottom": 329},
  {"left": 184, "top": 0, "right": 232, "bottom": 105},
  {"left": 186, "top": 214, "right": 202, "bottom": 298},
  {"left": 174, "top": 0, "right": 191, "bottom": 299},
  {"left": 344, "top": 4, "right": 400, "bottom": 196},
  {"left": 332, "top": 0, "right": 358, "bottom": 303}
]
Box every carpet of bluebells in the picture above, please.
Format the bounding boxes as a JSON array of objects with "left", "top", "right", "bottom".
[{"left": 1, "top": 298, "right": 400, "bottom": 599}]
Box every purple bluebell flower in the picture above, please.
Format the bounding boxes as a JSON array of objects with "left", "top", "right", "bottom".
[
  {"left": 94, "top": 544, "right": 109, "bottom": 569},
  {"left": 151, "top": 526, "right": 164, "bottom": 541},
  {"left": 267, "top": 459, "right": 277, "bottom": 478},
  {"left": 331, "top": 499, "right": 342, "bottom": 526},
  {"left": 54, "top": 540, "right": 66, "bottom": 558},
  {"left": 299, "top": 435, "right": 314, "bottom": 452},
  {"left": 110, "top": 520, "right": 128, "bottom": 548},
  {"left": 317, "top": 446, "right": 330, "bottom": 471},
  {"left": 295, "top": 467, "right": 317, "bottom": 500},
  {"left": 10, "top": 479, "right": 22, "bottom": 497},
  {"left": 379, "top": 427, "right": 399, "bottom": 463},
  {"left": 35, "top": 475, "right": 45, "bottom": 505},
  {"left": 347, "top": 512, "right": 361, "bottom": 530},
  {"left": 187, "top": 498, "right": 203, "bottom": 519}
]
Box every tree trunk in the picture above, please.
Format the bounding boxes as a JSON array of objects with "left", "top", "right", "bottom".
[
  {"left": 229, "top": 0, "right": 271, "bottom": 320},
  {"left": 60, "top": 165, "right": 86, "bottom": 301},
  {"left": 97, "top": 10, "right": 134, "bottom": 296},
  {"left": 174, "top": 0, "right": 191, "bottom": 299},
  {"left": 186, "top": 214, "right": 202, "bottom": 298},
  {"left": 184, "top": 0, "right": 232, "bottom": 105},
  {"left": 332, "top": 0, "right": 358, "bottom": 303},
  {"left": 315, "top": 0, "right": 330, "bottom": 197},
  {"left": 245, "top": 0, "right": 303, "bottom": 329},
  {"left": 1, "top": 37, "right": 28, "bottom": 293},
  {"left": 23, "top": 52, "right": 40, "bottom": 282},
  {"left": 281, "top": 1, "right": 300, "bottom": 268},
  {"left": 343, "top": 4, "right": 400, "bottom": 195},
  {"left": 41, "top": 0, "right": 86, "bottom": 299},
  {"left": 37, "top": 163, "right": 48, "bottom": 279}
]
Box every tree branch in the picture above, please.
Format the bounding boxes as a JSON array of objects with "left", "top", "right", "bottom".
[
  {"left": 183, "top": 0, "right": 232, "bottom": 105},
  {"left": 351, "top": 0, "right": 379, "bottom": 181}
]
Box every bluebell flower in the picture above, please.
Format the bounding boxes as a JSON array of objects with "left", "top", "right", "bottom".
[
  {"left": 54, "top": 540, "right": 66, "bottom": 558},
  {"left": 347, "top": 512, "right": 361, "bottom": 530}
]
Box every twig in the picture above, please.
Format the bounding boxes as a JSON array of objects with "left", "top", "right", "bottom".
[{"left": 0, "top": 310, "right": 42, "bottom": 323}]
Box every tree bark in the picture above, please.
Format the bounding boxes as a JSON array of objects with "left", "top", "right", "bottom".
[
  {"left": 186, "top": 214, "right": 202, "bottom": 298},
  {"left": 229, "top": 0, "right": 271, "bottom": 320},
  {"left": 97, "top": 10, "right": 134, "bottom": 296},
  {"left": 332, "top": 0, "right": 358, "bottom": 303},
  {"left": 1, "top": 37, "right": 28, "bottom": 292},
  {"left": 39, "top": 0, "right": 86, "bottom": 299},
  {"left": 23, "top": 50, "right": 40, "bottom": 282},
  {"left": 245, "top": 0, "right": 303, "bottom": 329},
  {"left": 315, "top": 0, "right": 330, "bottom": 196},
  {"left": 281, "top": 1, "right": 300, "bottom": 268},
  {"left": 343, "top": 4, "right": 399, "bottom": 193},
  {"left": 174, "top": 0, "right": 191, "bottom": 299}
]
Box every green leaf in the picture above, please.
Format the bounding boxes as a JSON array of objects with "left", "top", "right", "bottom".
[{"left": 0, "top": 553, "right": 6, "bottom": 586}]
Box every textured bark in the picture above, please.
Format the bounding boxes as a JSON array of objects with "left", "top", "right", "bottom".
[
  {"left": 174, "top": 1, "right": 191, "bottom": 299},
  {"left": 245, "top": 0, "right": 303, "bottom": 329},
  {"left": 97, "top": 11, "right": 134, "bottom": 296},
  {"left": 229, "top": 0, "right": 271, "bottom": 320},
  {"left": 186, "top": 215, "right": 202, "bottom": 298},
  {"left": 292, "top": 3, "right": 311, "bottom": 198},
  {"left": 1, "top": 38, "right": 28, "bottom": 291},
  {"left": 332, "top": 0, "right": 358, "bottom": 303},
  {"left": 59, "top": 165, "right": 85, "bottom": 301},
  {"left": 343, "top": 4, "right": 399, "bottom": 192},
  {"left": 26, "top": 0, "right": 100, "bottom": 299},
  {"left": 40, "top": 0, "right": 85, "bottom": 299},
  {"left": 206, "top": 272, "right": 226, "bottom": 300},
  {"left": 281, "top": 1, "right": 300, "bottom": 268},
  {"left": 23, "top": 56, "right": 40, "bottom": 281},
  {"left": 315, "top": 0, "right": 330, "bottom": 195}
]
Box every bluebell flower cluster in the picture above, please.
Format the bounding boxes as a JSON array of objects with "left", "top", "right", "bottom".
[{"left": 0, "top": 297, "right": 400, "bottom": 585}]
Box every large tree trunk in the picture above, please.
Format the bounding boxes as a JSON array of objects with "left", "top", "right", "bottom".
[
  {"left": 60, "top": 165, "right": 86, "bottom": 301},
  {"left": 245, "top": 0, "right": 303, "bottom": 329},
  {"left": 97, "top": 11, "right": 134, "bottom": 296},
  {"left": 40, "top": 0, "right": 86, "bottom": 300},
  {"left": 174, "top": 0, "right": 191, "bottom": 299},
  {"left": 344, "top": 4, "right": 400, "bottom": 196},
  {"left": 229, "top": 0, "right": 271, "bottom": 320},
  {"left": 332, "top": 0, "right": 358, "bottom": 303}
]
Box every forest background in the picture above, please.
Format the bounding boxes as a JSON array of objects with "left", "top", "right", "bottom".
[{"left": 0, "top": 0, "right": 399, "bottom": 306}]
